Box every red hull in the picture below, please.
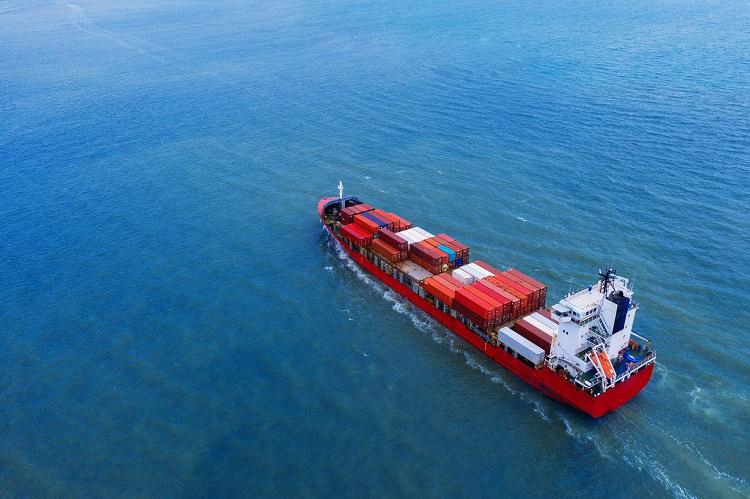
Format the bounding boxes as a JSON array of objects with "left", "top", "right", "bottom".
[{"left": 319, "top": 198, "right": 653, "bottom": 418}]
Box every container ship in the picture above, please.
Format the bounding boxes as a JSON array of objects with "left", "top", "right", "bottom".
[{"left": 318, "top": 183, "right": 656, "bottom": 417}]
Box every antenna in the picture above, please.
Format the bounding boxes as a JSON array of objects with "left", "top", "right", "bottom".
[
  {"left": 567, "top": 276, "right": 574, "bottom": 296},
  {"left": 598, "top": 267, "right": 617, "bottom": 297}
]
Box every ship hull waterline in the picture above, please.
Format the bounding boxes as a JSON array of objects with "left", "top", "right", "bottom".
[{"left": 318, "top": 197, "right": 653, "bottom": 418}]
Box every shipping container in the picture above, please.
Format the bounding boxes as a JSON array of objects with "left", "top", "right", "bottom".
[
  {"left": 398, "top": 227, "right": 431, "bottom": 244},
  {"left": 529, "top": 312, "right": 558, "bottom": 332},
  {"left": 411, "top": 227, "right": 434, "bottom": 240},
  {"left": 395, "top": 260, "right": 434, "bottom": 283},
  {"left": 465, "top": 262, "right": 494, "bottom": 278},
  {"left": 490, "top": 274, "right": 533, "bottom": 314},
  {"left": 506, "top": 268, "right": 548, "bottom": 309},
  {"left": 452, "top": 268, "right": 475, "bottom": 285},
  {"left": 340, "top": 203, "right": 373, "bottom": 224},
  {"left": 361, "top": 211, "right": 394, "bottom": 231},
  {"left": 474, "top": 281, "right": 512, "bottom": 324},
  {"left": 353, "top": 213, "right": 382, "bottom": 234},
  {"left": 424, "top": 276, "right": 455, "bottom": 306},
  {"left": 378, "top": 228, "right": 408, "bottom": 252},
  {"left": 436, "top": 273, "right": 466, "bottom": 289},
  {"left": 500, "top": 271, "right": 540, "bottom": 310},
  {"left": 410, "top": 241, "right": 449, "bottom": 274},
  {"left": 436, "top": 234, "right": 470, "bottom": 265},
  {"left": 455, "top": 287, "right": 497, "bottom": 321},
  {"left": 473, "top": 260, "right": 503, "bottom": 275},
  {"left": 537, "top": 308, "right": 558, "bottom": 323},
  {"left": 513, "top": 318, "right": 553, "bottom": 354},
  {"left": 461, "top": 263, "right": 493, "bottom": 281},
  {"left": 371, "top": 238, "right": 406, "bottom": 263},
  {"left": 486, "top": 280, "right": 521, "bottom": 321},
  {"left": 340, "top": 223, "right": 374, "bottom": 247},
  {"left": 499, "top": 327, "right": 545, "bottom": 365},
  {"left": 524, "top": 315, "right": 556, "bottom": 338},
  {"left": 375, "top": 211, "right": 411, "bottom": 232},
  {"left": 388, "top": 213, "right": 413, "bottom": 231}
]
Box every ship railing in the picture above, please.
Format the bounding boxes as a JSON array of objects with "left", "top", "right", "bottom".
[
  {"left": 609, "top": 351, "right": 656, "bottom": 388},
  {"left": 630, "top": 331, "right": 653, "bottom": 349}
]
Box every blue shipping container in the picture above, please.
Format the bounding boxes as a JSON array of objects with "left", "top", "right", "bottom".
[
  {"left": 437, "top": 244, "right": 456, "bottom": 262},
  {"left": 362, "top": 211, "right": 389, "bottom": 227}
]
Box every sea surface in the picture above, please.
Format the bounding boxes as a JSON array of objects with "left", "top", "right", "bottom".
[{"left": 2, "top": 0, "right": 749, "bottom": 497}]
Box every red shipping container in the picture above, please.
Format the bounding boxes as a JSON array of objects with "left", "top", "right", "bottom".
[
  {"left": 500, "top": 271, "right": 540, "bottom": 310},
  {"left": 376, "top": 212, "right": 401, "bottom": 232},
  {"left": 410, "top": 241, "right": 449, "bottom": 269},
  {"left": 506, "top": 269, "right": 547, "bottom": 309},
  {"left": 435, "top": 273, "right": 465, "bottom": 289},
  {"left": 378, "top": 228, "right": 408, "bottom": 252},
  {"left": 452, "top": 299, "right": 494, "bottom": 330},
  {"left": 340, "top": 223, "right": 373, "bottom": 247},
  {"left": 481, "top": 279, "right": 521, "bottom": 321},
  {"left": 424, "top": 276, "right": 455, "bottom": 306},
  {"left": 490, "top": 274, "right": 533, "bottom": 314},
  {"left": 474, "top": 281, "right": 512, "bottom": 324},
  {"left": 354, "top": 213, "right": 382, "bottom": 234},
  {"left": 513, "top": 318, "right": 553, "bottom": 354},
  {"left": 340, "top": 203, "right": 373, "bottom": 224},
  {"left": 371, "top": 238, "right": 405, "bottom": 263},
  {"left": 390, "top": 213, "right": 413, "bottom": 231},
  {"left": 455, "top": 287, "right": 496, "bottom": 321}
]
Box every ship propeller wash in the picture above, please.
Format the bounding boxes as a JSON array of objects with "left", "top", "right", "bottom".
[{"left": 318, "top": 183, "right": 655, "bottom": 417}]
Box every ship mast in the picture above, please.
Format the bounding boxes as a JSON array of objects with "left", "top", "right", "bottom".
[{"left": 338, "top": 180, "right": 345, "bottom": 210}]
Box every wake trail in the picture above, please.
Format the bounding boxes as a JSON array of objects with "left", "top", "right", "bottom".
[
  {"left": 325, "top": 234, "right": 551, "bottom": 420},
  {"left": 64, "top": 3, "right": 168, "bottom": 64}
]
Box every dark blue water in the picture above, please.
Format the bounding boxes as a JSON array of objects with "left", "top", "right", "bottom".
[{"left": 2, "top": 0, "right": 749, "bottom": 497}]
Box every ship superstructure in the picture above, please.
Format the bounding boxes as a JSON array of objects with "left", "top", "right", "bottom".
[{"left": 318, "top": 184, "right": 655, "bottom": 417}]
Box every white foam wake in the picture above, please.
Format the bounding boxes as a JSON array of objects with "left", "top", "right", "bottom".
[{"left": 325, "top": 234, "right": 551, "bottom": 420}]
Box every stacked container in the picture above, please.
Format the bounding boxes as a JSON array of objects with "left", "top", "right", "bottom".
[
  {"left": 423, "top": 273, "right": 465, "bottom": 307},
  {"left": 453, "top": 284, "right": 506, "bottom": 330},
  {"left": 377, "top": 228, "right": 408, "bottom": 252},
  {"left": 395, "top": 260, "right": 434, "bottom": 283},
  {"left": 340, "top": 203, "right": 373, "bottom": 224},
  {"left": 498, "top": 327, "right": 545, "bottom": 366},
  {"left": 340, "top": 223, "right": 374, "bottom": 247},
  {"left": 475, "top": 262, "right": 547, "bottom": 311},
  {"left": 436, "top": 234, "right": 471, "bottom": 266},
  {"left": 354, "top": 211, "right": 394, "bottom": 234},
  {"left": 420, "top": 235, "right": 470, "bottom": 269},
  {"left": 371, "top": 238, "right": 407, "bottom": 263},
  {"left": 372, "top": 210, "right": 412, "bottom": 232},
  {"left": 512, "top": 316, "right": 555, "bottom": 354},
  {"left": 397, "top": 227, "right": 433, "bottom": 245},
  {"left": 506, "top": 269, "right": 547, "bottom": 310},
  {"left": 409, "top": 241, "right": 450, "bottom": 275}
]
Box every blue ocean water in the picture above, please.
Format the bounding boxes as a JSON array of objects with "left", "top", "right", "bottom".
[{"left": 2, "top": 0, "right": 749, "bottom": 496}]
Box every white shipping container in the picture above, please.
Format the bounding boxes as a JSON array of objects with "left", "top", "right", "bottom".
[
  {"left": 499, "top": 327, "right": 545, "bottom": 365},
  {"left": 400, "top": 227, "right": 431, "bottom": 244},
  {"left": 452, "top": 268, "right": 475, "bottom": 285},
  {"left": 464, "top": 262, "right": 494, "bottom": 279},
  {"left": 412, "top": 227, "right": 434, "bottom": 240},
  {"left": 397, "top": 229, "right": 420, "bottom": 245},
  {"left": 529, "top": 312, "right": 558, "bottom": 332},
  {"left": 524, "top": 315, "right": 556, "bottom": 338}
]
